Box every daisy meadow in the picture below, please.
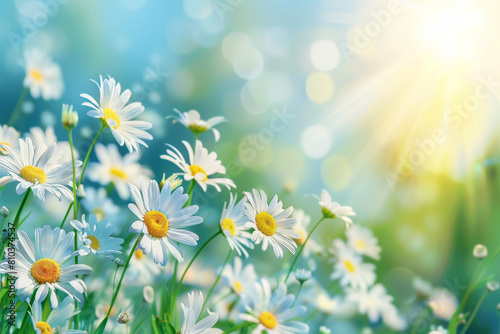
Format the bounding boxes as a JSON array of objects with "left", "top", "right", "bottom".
[
  {"left": 0, "top": 225, "right": 92, "bottom": 307},
  {"left": 346, "top": 225, "right": 381, "bottom": 260},
  {"left": 242, "top": 189, "right": 300, "bottom": 258},
  {"left": 180, "top": 291, "right": 223, "bottom": 334},
  {"left": 81, "top": 187, "right": 120, "bottom": 222},
  {"left": 221, "top": 257, "right": 257, "bottom": 296},
  {"left": 30, "top": 296, "right": 86, "bottom": 334},
  {"left": 71, "top": 214, "right": 124, "bottom": 257},
  {"left": 0, "top": 124, "right": 20, "bottom": 155},
  {"left": 88, "top": 143, "right": 153, "bottom": 200},
  {"left": 23, "top": 48, "right": 64, "bottom": 100},
  {"left": 330, "top": 239, "right": 376, "bottom": 289},
  {"left": 0, "top": 137, "right": 80, "bottom": 201},
  {"left": 319, "top": 189, "right": 356, "bottom": 228},
  {"left": 160, "top": 140, "right": 235, "bottom": 192},
  {"left": 128, "top": 179, "right": 203, "bottom": 266},
  {"left": 171, "top": 108, "right": 226, "bottom": 142},
  {"left": 220, "top": 193, "right": 254, "bottom": 257},
  {"left": 81, "top": 75, "right": 153, "bottom": 152},
  {"left": 239, "top": 279, "right": 309, "bottom": 333},
  {"left": 25, "top": 125, "right": 77, "bottom": 162}
]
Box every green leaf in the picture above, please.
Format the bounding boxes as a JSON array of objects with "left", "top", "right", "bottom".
[
  {"left": 164, "top": 321, "right": 177, "bottom": 334},
  {"left": 93, "top": 317, "right": 108, "bottom": 334}
]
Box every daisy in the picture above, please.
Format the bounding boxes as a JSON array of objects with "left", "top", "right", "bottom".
[
  {"left": 0, "top": 137, "right": 79, "bottom": 201},
  {"left": 220, "top": 193, "right": 253, "bottom": 257},
  {"left": 81, "top": 75, "right": 153, "bottom": 152},
  {"left": 71, "top": 214, "right": 124, "bottom": 257},
  {"left": 171, "top": 109, "right": 226, "bottom": 142},
  {"left": 0, "top": 124, "right": 20, "bottom": 155},
  {"left": 346, "top": 226, "right": 381, "bottom": 260},
  {"left": 292, "top": 209, "right": 323, "bottom": 258},
  {"left": 319, "top": 190, "right": 356, "bottom": 228},
  {"left": 180, "top": 291, "right": 223, "bottom": 334},
  {"left": 160, "top": 140, "right": 235, "bottom": 192},
  {"left": 23, "top": 48, "right": 64, "bottom": 100},
  {"left": 0, "top": 225, "right": 92, "bottom": 308},
  {"left": 330, "top": 239, "right": 376, "bottom": 289},
  {"left": 25, "top": 125, "right": 77, "bottom": 162},
  {"left": 81, "top": 187, "right": 120, "bottom": 222},
  {"left": 87, "top": 143, "right": 153, "bottom": 200},
  {"left": 30, "top": 296, "right": 86, "bottom": 334},
  {"left": 128, "top": 179, "right": 203, "bottom": 266},
  {"left": 125, "top": 247, "right": 162, "bottom": 285},
  {"left": 428, "top": 288, "right": 458, "bottom": 320},
  {"left": 239, "top": 279, "right": 309, "bottom": 333},
  {"left": 222, "top": 257, "right": 257, "bottom": 296},
  {"left": 242, "top": 189, "right": 300, "bottom": 258}
]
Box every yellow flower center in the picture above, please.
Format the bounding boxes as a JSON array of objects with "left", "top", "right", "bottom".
[
  {"left": 87, "top": 235, "right": 101, "bottom": 250},
  {"left": 233, "top": 280, "right": 243, "bottom": 293},
  {"left": 105, "top": 305, "right": 116, "bottom": 317},
  {"left": 30, "top": 69, "right": 43, "bottom": 82},
  {"left": 110, "top": 167, "right": 127, "bottom": 179},
  {"left": 31, "top": 258, "right": 60, "bottom": 284},
  {"left": 356, "top": 240, "right": 365, "bottom": 250},
  {"left": 35, "top": 321, "right": 53, "bottom": 334},
  {"left": 259, "top": 311, "right": 277, "bottom": 329},
  {"left": 134, "top": 249, "right": 146, "bottom": 259},
  {"left": 296, "top": 229, "right": 307, "bottom": 245},
  {"left": 189, "top": 164, "right": 208, "bottom": 182},
  {"left": 103, "top": 108, "right": 120, "bottom": 129},
  {"left": 221, "top": 218, "right": 236, "bottom": 236},
  {"left": 20, "top": 165, "right": 47, "bottom": 184},
  {"left": 344, "top": 260, "right": 356, "bottom": 273},
  {"left": 0, "top": 142, "right": 10, "bottom": 154},
  {"left": 143, "top": 210, "right": 169, "bottom": 238},
  {"left": 255, "top": 212, "right": 276, "bottom": 236},
  {"left": 92, "top": 208, "right": 105, "bottom": 221}
]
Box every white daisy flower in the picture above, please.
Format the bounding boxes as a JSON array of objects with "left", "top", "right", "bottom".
[
  {"left": 128, "top": 179, "right": 203, "bottom": 266},
  {"left": 330, "top": 239, "right": 376, "bottom": 289},
  {"left": 346, "top": 225, "right": 381, "bottom": 260},
  {"left": 242, "top": 189, "right": 300, "bottom": 258},
  {"left": 180, "top": 291, "right": 223, "bottom": 334},
  {"left": 87, "top": 143, "right": 153, "bottom": 200},
  {"left": 0, "top": 225, "right": 92, "bottom": 308},
  {"left": 171, "top": 109, "right": 226, "bottom": 142},
  {"left": 319, "top": 190, "right": 356, "bottom": 228},
  {"left": 0, "top": 137, "right": 79, "bottom": 201},
  {"left": 222, "top": 257, "right": 257, "bottom": 296},
  {"left": 71, "top": 214, "right": 124, "bottom": 257},
  {"left": 125, "top": 247, "right": 162, "bottom": 285},
  {"left": 0, "top": 124, "right": 20, "bottom": 155},
  {"left": 347, "top": 284, "right": 406, "bottom": 330},
  {"left": 25, "top": 125, "right": 77, "bottom": 162},
  {"left": 220, "top": 193, "right": 253, "bottom": 258},
  {"left": 81, "top": 187, "right": 120, "bottom": 222},
  {"left": 160, "top": 140, "right": 235, "bottom": 192},
  {"left": 81, "top": 75, "right": 153, "bottom": 153},
  {"left": 30, "top": 296, "right": 86, "bottom": 334},
  {"left": 23, "top": 48, "right": 64, "bottom": 100},
  {"left": 239, "top": 279, "right": 309, "bottom": 333},
  {"left": 428, "top": 288, "right": 458, "bottom": 320},
  {"left": 292, "top": 209, "right": 323, "bottom": 259}
]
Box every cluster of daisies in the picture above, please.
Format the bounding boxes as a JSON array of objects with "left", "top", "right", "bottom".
[{"left": 0, "top": 49, "right": 435, "bottom": 334}]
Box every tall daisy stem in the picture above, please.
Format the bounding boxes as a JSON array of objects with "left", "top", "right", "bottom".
[
  {"left": 185, "top": 180, "right": 196, "bottom": 207},
  {"left": 202, "top": 248, "right": 232, "bottom": 311},
  {"left": 171, "top": 231, "right": 221, "bottom": 315},
  {"left": 96, "top": 234, "right": 143, "bottom": 332},
  {"left": 221, "top": 321, "right": 253, "bottom": 334},
  {"left": 59, "top": 123, "right": 106, "bottom": 229},
  {"left": 7, "top": 86, "right": 29, "bottom": 126},
  {"left": 284, "top": 217, "right": 325, "bottom": 283},
  {"left": 459, "top": 291, "right": 488, "bottom": 334},
  {"left": 292, "top": 282, "right": 304, "bottom": 307},
  {"left": 0, "top": 189, "right": 31, "bottom": 260}
]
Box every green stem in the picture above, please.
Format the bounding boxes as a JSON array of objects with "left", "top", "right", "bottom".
[
  {"left": 59, "top": 203, "right": 73, "bottom": 229},
  {"left": 8, "top": 87, "right": 28, "bottom": 126},
  {"left": 459, "top": 291, "right": 488, "bottom": 334},
  {"left": 19, "top": 294, "right": 36, "bottom": 330},
  {"left": 221, "top": 321, "right": 252, "bottom": 334},
  {"left": 172, "top": 231, "right": 221, "bottom": 314},
  {"left": 202, "top": 249, "right": 232, "bottom": 311},
  {"left": 106, "top": 182, "right": 115, "bottom": 196},
  {"left": 292, "top": 283, "right": 304, "bottom": 307},
  {"left": 98, "top": 235, "right": 143, "bottom": 330},
  {"left": 285, "top": 217, "right": 325, "bottom": 283},
  {"left": 0, "top": 189, "right": 31, "bottom": 260},
  {"left": 168, "top": 260, "right": 179, "bottom": 318},
  {"left": 185, "top": 180, "right": 196, "bottom": 207}
]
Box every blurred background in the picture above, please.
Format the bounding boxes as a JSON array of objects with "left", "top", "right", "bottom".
[{"left": 1, "top": 0, "right": 500, "bottom": 332}]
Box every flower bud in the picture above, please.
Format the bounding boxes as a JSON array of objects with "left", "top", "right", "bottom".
[
  {"left": 160, "top": 173, "right": 182, "bottom": 191},
  {"left": 143, "top": 286, "right": 154, "bottom": 304},
  {"left": 62, "top": 104, "right": 78, "bottom": 130},
  {"left": 77, "top": 184, "right": 86, "bottom": 199},
  {"left": 1, "top": 206, "right": 9, "bottom": 217},
  {"left": 473, "top": 244, "right": 488, "bottom": 259},
  {"left": 487, "top": 281, "right": 499, "bottom": 292},
  {"left": 117, "top": 311, "right": 131, "bottom": 324},
  {"left": 295, "top": 268, "right": 311, "bottom": 284}
]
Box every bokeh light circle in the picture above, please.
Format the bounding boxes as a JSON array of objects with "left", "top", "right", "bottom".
[
  {"left": 301, "top": 124, "right": 332, "bottom": 158},
  {"left": 310, "top": 39, "right": 340, "bottom": 71},
  {"left": 306, "top": 72, "right": 334, "bottom": 103}
]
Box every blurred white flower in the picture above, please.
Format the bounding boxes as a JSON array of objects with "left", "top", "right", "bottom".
[
  {"left": 473, "top": 244, "right": 488, "bottom": 259},
  {"left": 29, "top": 297, "right": 86, "bottom": 334},
  {"left": 23, "top": 49, "right": 64, "bottom": 100},
  {"left": 0, "top": 124, "right": 20, "bottom": 155},
  {"left": 180, "top": 291, "right": 222, "bottom": 334},
  {"left": 25, "top": 125, "right": 77, "bottom": 162},
  {"left": 428, "top": 288, "right": 458, "bottom": 320},
  {"left": 330, "top": 239, "right": 376, "bottom": 289},
  {"left": 71, "top": 214, "right": 124, "bottom": 257},
  {"left": 346, "top": 225, "right": 381, "bottom": 260},
  {"left": 222, "top": 257, "right": 257, "bottom": 296},
  {"left": 220, "top": 193, "right": 254, "bottom": 257}
]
